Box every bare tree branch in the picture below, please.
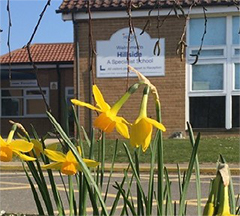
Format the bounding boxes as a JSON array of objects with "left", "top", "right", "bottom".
[
  {"left": 176, "top": 2, "right": 196, "bottom": 61},
  {"left": 190, "top": 6, "right": 208, "bottom": 65},
  {"left": 23, "top": 0, "right": 52, "bottom": 113},
  {"left": 7, "top": 0, "right": 12, "bottom": 80},
  {"left": 126, "top": 0, "right": 141, "bottom": 90}
]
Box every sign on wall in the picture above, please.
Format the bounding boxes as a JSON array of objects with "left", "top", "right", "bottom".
[
  {"left": 10, "top": 80, "right": 37, "bottom": 87},
  {"left": 96, "top": 28, "right": 165, "bottom": 78}
]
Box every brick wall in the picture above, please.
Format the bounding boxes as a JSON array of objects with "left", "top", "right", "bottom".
[
  {"left": 74, "top": 15, "right": 187, "bottom": 139},
  {"left": 1, "top": 66, "right": 73, "bottom": 137}
]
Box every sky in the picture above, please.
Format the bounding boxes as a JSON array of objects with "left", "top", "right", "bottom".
[{"left": 0, "top": 0, "right": 73, "bottom": 55}]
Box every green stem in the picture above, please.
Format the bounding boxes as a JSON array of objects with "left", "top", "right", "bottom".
[
  {"left": 155, "top": 99, "right": 164, "bottom": 215},
  {"left": 68, "top": 175, "right": 74, "bottom": 216},
  {"left": 111, "top": 83, "right": 141, "bottom": 115}
]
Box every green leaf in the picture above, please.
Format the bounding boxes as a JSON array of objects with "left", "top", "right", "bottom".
[
  {"left": 47, "top": 111, "right": 109, "bottom": 216},
  {"left": 122, "top": 143, "right": 147, "bottom": 207},
  {"left": 164, "top": 167, "right": 174, "bottom": 216},
  {"left": 23, "top": 164, "right": 45, "bottom": 216},
  {"left": 178, "top": 132, "right": 201, "bottom": 216},
  {"left": 114, "top": 182, "right": 137, "bottom": 216},
  {"left": 187, "top": 122, "right": 202, "bottom": 215},
  {"left": 110, "top": 168, "right": 129, "bottom": 216},
  {"left": 104, "top": 139, "right": 118, "bottom": 202}
]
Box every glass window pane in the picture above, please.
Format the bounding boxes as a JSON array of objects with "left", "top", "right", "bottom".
[
  {"left": 192, "top": 64, "right": 223, "bottom": 90},
  {"left": 26, "top": 99, "right": 46, "bottom": 115},
  {"left": 1, "top": 98, "right": 23, "bottom": 116},
  {"left": 189, "top": 17, "right": 226, "bottom": 46},
  {"left": 235, "top": 48, "right": 240, "bottom": 56},
  {"left": 191, "top": 49, "right": 224, "bottom": 57},
  {"left": 26, "top": 90, "right": 46, "bottom": 96},
  {"left": 232, "top": 16, "right": 240, "bottom": 45},
  {"left": 232, "top": 96, "right": 240, "bottom": 127},
  {"left": 235, "top": 63, "right": 240, "bottom": 90},
  {"left": 67, "top": 88, "right": 74, "bottom": 95},
  {"left": 190, "top": 96, "right": 225, "bottom": 128}
]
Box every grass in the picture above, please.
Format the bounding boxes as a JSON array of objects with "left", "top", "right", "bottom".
[{"left": 82, "top": 136, "right": 240, "bottom": 164}]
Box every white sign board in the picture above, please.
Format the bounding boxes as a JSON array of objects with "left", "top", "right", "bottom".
[
  {"left": 10, "top": 80, "right": 37, "bottom": 87},
  {"left": 96, "top": 28, "right": 165, "bottom": 78}
]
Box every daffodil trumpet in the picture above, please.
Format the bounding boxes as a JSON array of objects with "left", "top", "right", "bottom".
[
  {"left": 130, "top": 86, "right": 166, "bottom": 152},
  {"left": 0, "top": 124, "right": 36, "bottom": 162},
  {"left": 216, "top": 183, "right": 236, "bottom": 216},
  {"left": 71, "top": 83, "right": 140, "bottom": 139},
  {"left": 42, "top": 147, "right": 99, "bottom": 175}
]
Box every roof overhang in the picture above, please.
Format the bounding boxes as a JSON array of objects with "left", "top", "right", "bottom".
[{"left": 59, "top": 5, "right": 239, "bottom": 21}]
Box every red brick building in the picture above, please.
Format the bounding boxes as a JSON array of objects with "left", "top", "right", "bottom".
[
  {"left": 0, "top": 43, "right": 74, "bottom": 136},
  {"left": 57, "top": 0, "right": 240, "bottom": 138}
]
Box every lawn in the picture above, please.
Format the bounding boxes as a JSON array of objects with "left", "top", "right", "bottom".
[{"left": 85, "top": 136, "right": 240, "bottom": 164}]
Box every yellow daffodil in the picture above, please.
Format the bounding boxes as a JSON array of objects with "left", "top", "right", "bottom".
[
  {"left": 130, "top": 87, "right": 166, "bottom": 152},
  {"left": 30, "top": 139, "right": 57, "bottom": 158},
  {"left": 216, "top": 184, "right": 236, "bottom": 216},
  {"left": 203, "top": 175, "right": 221, "bottom": 216},
  {"left": 42, "top": 147, "right": 99, "bottom": 175},
  {"left": 0, "top": 129, "right": 35, "bottom": 162},
  {"left": 71, "top": 84, "right": 139, "bottom": 139}
]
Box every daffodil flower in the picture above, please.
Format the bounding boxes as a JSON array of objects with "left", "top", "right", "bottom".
[
  {"left": 130, "top": 86, "right": 166, "bottom": 152},
  {"left": 0, "top": 129, "right": 36, "bottom": 162},
  {"left": 42, "top": 147, "right": 99, "bottom": 175},
  {"left": 30, "top": 139, "right": 57, "bottom": 158},
  {"left": 216, "top": 184, "right": 236, "bottom": 216},
  {"left": 71, "top": 84, "right": 139, "bottom": 139},
  {"left": 203, "top": 175, "right": 220, "bottom": 216}
]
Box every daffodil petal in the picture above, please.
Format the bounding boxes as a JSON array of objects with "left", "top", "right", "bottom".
[
  {"left": 93, "top": 85, "right": 111, "bottom": 112},
  {"left": 46, "top": 143, "right": 58, "bottom": 151},
  {"left": 83, "top": 159, "right": 100, "bottom": 168},
  {"left": 71, "top": 99, "right": 102, "bottom": 112},
  {"left": 42, "top": 162, "right": 62, "bottom": 170},
  {"left": 66, "top": 149, "right": 77, "bottom": 162},
  {"left": 130, "top": 118, "right": 152, "bottom": 150},
  {"left": 0, "top": 136, "right": 7, "bottom": 147},
  {"left": 44, "top": 149, "right": 66, "bottom": 162},
  {"left": 10, "top": 140, "right": 34, "bottom": 153},
  {"left": 13, "top": 150, "right": 36, "bottom": 161},
  {"left": 94, "top": 112, "right": 115, "bottom": 133},
  {"left": 145, "top": 118, "right": 166, "bottom": 132},
  {"left": 142, "top": 127, "right": 152, "bottom": 152},
  {"left": 116, "top": 120, "right": 130, "bottom": 139},
  {"left": 31, "top": 139, "right": 43, "bottom": 153}
]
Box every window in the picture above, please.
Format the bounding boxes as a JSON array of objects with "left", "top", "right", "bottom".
[
  {"left": 65, "top": 87, "right": 74, "bottom": 134},
  {"left": 187, "top": 15, "right": 240, "bottom": 129},
  {"left": 1, "top": 88, "right": 49, "bottom": 117}
]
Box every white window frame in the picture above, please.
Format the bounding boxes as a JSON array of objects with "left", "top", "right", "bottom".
[
  {"left": 65, "top": 87, "right": 74, "bottom": 101},
  {"left": 1, "top": 87, "right": 49, "bottom": 118},
  {"left": 186, "top": 14, "right": 240, "bottom": 130}
]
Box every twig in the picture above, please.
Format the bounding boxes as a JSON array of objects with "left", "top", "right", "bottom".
[
  {"left": 126, "top": 0, "right": 141, "bottom": 90},
  {"left": 24, "top": 0, "right": 52, "bottom": 113},
  {"left": 176, "top": 2, "right": 196, "bottom": 61},
  {"left": 7, "top": 0, "right": 12, "bottom": 80},
  {"left": 190, "top": 5, "right": 208, "bottom": 65}
]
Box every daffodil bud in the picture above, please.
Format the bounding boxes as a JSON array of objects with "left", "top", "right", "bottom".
[
  {"left": 216, "top": 184, "right": 233, "bottom": 216},
  {"left": 127, "top": 83, "right": 141, "bottom": 94},
  {"left": 203, "top": 175, "right": 221, "bottom": 216}
]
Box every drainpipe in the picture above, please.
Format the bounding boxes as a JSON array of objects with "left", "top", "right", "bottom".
[
  {"left": 56, "top": 63, "right": 62, "bottom": 123},
  {"left": 73, "top": 14, "right": 81, "bottom": 123}
]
